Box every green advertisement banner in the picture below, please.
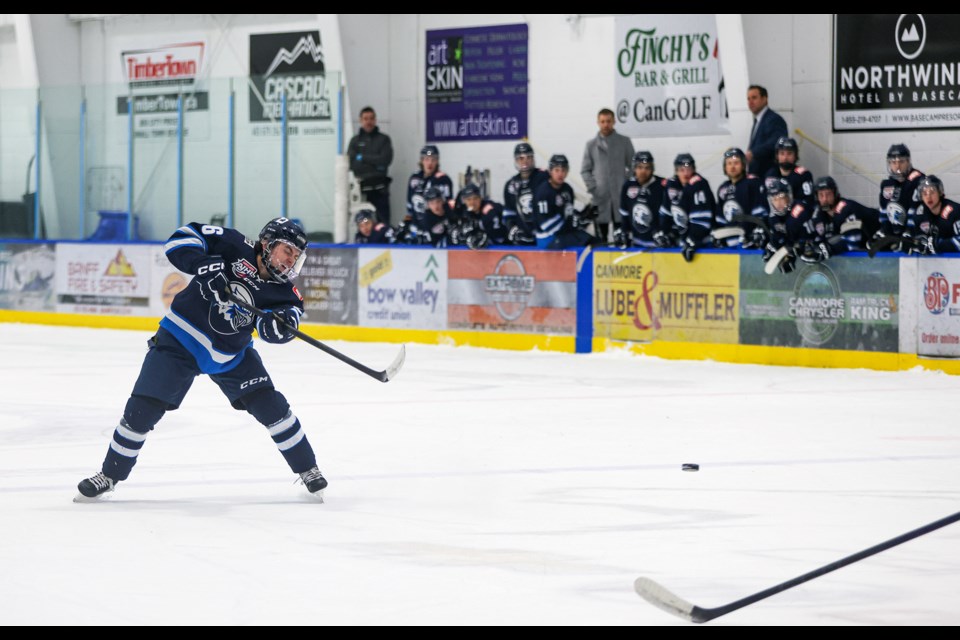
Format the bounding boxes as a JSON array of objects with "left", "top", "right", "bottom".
[{"left": 740, "top": 255, "right": 899, "bottom": 351}]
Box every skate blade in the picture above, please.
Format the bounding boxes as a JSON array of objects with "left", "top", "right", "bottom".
[
  {"left": 308, "top": 489, "right": 325, "bottom": 503},
  {"left": 73, "top": 491, "right": 113, "bottom": 503}
]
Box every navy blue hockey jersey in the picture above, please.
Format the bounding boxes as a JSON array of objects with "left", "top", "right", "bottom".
[{"left": 161, "top": 223, "right": 304, "bottom": 374}]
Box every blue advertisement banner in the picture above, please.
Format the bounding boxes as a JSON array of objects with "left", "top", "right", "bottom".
[{"left": 426, "top": 23, "right": 527, "bottom": 142}]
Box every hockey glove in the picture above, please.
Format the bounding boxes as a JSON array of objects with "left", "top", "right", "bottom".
[
  {"left": 257, "top": 306, "right": 302, "bottom": 344},
  {"left": 800, "top": 240, "right": 831, "bottom": 263},
  {"left": 908, "top": 234, "right": 936, "bottom": 255},
  {"left": 195, "top": 256, "right": 230, "bottom": 304},
  {"left": 681, "top": 237, "right": 697, "bottom": 263},
  {"left": 779, "top": 252, "right": 797, "bottom": 273},
  {"left": 466, "top": 229, "right": 490, "bottom": 250},
  {"left": 744, "top": 227, "right": 767, "bottom": 250},
  {"left": 612, "top": 227, "right": 630, "bottom": 249},
  {"left": 652, "top": 230, "right": 674, "bottom": 248},
  {"left": 508, "top": 225, "right": 535, "bottom": 246}
]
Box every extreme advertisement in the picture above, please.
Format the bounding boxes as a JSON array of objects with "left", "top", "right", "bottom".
[
  {"left": 593, "top": 252, "right": 739, "bottom": 343},
  {"left": 740, "top": 255, "right": 899, "bottom": 351},
  {"left": 448, "top": 250, "right": 576, "bottom": 334}
]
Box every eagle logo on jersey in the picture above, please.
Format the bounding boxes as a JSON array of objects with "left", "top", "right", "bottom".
[
  {"left": 632, "top": 203, "right": 653, "bottom": 228},
  {"left": 671, "top": 204, "right": 688, "bottom": 229},
  {"left": 209, "top": 282, "right": 255, "bottom": 336},
  {"left": 518, "top": 193, "right": 534, "bottom": 216},
  {"left": 886, "top": 201, "right": 906, "bottom": 225},
  {"left": 722, "top": 199, "right": 742, "bottom": 222}
]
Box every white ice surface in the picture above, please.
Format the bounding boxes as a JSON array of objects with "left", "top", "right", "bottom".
[{"left": 1, "top": 323, "right": 958, "bottom": 626}]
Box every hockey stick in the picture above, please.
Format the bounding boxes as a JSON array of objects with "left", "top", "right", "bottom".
[
  {"left": 763, "top": 246, "right": 791, "bottom": 275},
  {"left": 635, "top": 509, "right": 960, "bottom": 623},
  {"left": 225, "top": 291, "right": 405, "bottom": 383},
  {"left": 867, "top": 234, "right": 903, "bottom": 258},
  {"left": 731, "top": 213, "right": 770, "bottom": 234}
]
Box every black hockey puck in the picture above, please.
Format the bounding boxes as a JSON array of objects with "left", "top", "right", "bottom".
[{"left": 681, "top": 463, "right": 700, "bottom": 472}]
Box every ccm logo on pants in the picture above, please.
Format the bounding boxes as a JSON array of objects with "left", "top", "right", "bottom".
[{"left": 241, "top": 376, "right": 269, "bottom": 389}]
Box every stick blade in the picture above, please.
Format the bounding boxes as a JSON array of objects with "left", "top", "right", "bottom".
[
  {"left": 380, "top": 344, "right": 406, "bottom": 382},
  {"left": 763, "top": 246, "right": 789, "bottom": 275},
  {"left": 634, "top": 577, "right": 698, "bottom": 622}
]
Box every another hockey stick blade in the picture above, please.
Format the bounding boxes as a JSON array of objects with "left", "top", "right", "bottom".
[
  {"left": 763, "top": 246, "right": 790, "bottom": 275},
  {"left": 839, "top": 219, "right": 862, "bottom": 234},
  {"left": 731, "top": 213, "right": 769, "bottom": 234},
  {"left": 635, "top": 509, "right": 960, "bottom": 624},
  {"left": 710, "top": 226, "right": 745, "bottom": 241},
  {"left": 867, "top": 234, "right": 903, "bottom": 258},
  {"left": 226, "top": 291, "right": 405, "bottom": 383}
]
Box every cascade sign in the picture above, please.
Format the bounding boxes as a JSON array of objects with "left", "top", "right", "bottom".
[
  {"left": 834, "top": 14, "right": 960, "bottom": 130},
  {"left": 614, "top": 15, "right": 729, "bottom": 137}
]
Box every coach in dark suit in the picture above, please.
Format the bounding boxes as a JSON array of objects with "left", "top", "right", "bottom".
[{"left": 745, "top": 85, "right": 788, "bottom": 178}]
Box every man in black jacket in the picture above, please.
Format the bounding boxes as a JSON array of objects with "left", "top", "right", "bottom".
[{"left": 348, "top": 106, "right": 394, "bottom": 225}]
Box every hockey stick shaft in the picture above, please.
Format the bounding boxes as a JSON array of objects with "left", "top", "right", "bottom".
[
  {"left": 636, "top": 509, "right": 960, "bottom": 623},
  {"left": 226, "top": 291, "right": 405, "bottom": 383}
]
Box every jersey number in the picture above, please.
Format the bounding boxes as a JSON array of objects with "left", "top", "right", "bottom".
[{"left": 201, "top": 225, "right": 224, "bottom": 235}]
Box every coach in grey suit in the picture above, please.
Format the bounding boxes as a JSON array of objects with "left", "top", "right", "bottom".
[
  {"left": 746, "top": 85, "right": 788, "bottom": 178},
  {"left": 582, "top": 108, "right": 635, "bottom": 242}
]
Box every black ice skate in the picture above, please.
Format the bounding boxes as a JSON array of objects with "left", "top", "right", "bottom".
[
  {"left": 74, "top": 472, "right": 116, "bottom": 502},
  {"left": 299, "top": 467, "right": 327, "bottom": 501}
]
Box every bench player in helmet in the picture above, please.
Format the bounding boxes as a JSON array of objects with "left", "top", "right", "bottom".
[
  {"left": 533, "top": 154, "right": 598, "bottom": 249},
  {"left": 763, "top": 137, "right": 815, "bottom": 207},
  {"left": 871, "top": 143, "right": 926, "bottom": 253},
  {"left": 405, "top": 145, "right": 454, "bottom": 229},
  {"left": 76, "top": 218, "right": 328, "bottom": 501},
  {"left": 660, "top": 153, "right": 716, "bottom": 261},
  {"left": 354, "top": 209, "right": 396, "bottom": 245},
  {"left": 761, "top": 177, "right": 817, "bottom": 272},
  {"left": 616, "top": 150, "right": 666, "bottom": 249},
  {"left": 908, "top": 175, "right": 960, "bottom": 255},
  {"left": 800, "top": 176, "right": 878, "bottom": 261},
  {"left": 714, "top": 147, "right": 767, "bottom": 248},
  {"left": 456, "top": 183, "right": 507, "bottom": 249},
  {"left": 503, "top": 142, "right": 548, "bottom": 245}
]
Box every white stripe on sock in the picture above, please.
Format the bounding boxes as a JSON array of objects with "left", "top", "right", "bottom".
[
  {"left": 275, "top": 428, "right": 305, "bottom": 451},
  {"left": 267, "top": 412, "right": 297, "bottom": 436},
  {"left": 110, "top": 440, "right": 140, "bottom": 458}
]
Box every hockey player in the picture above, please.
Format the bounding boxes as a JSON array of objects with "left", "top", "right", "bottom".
[
  {"left": 503, "top": 142, "right": 548, "bottom": 245},
  {"left": 354, "top": 209, "right": 396, "bottom": 245},
  {"left": 761, "top": 177, "right": 817, "bottom": 272},
  {"left": 763, "top": 137, "right": 815, "bottom": 207},
  {"left": 618, "top": 150, "right": 666, "bottom": 249},
  {"left": 870, "top": 143, "right": 926, "bottom": 253},
  {"left": 456, "top": 184, "right": 507, "bottom": 248},
  {"left": 908, "top": 175, "right": 960, "bottom": 255},
  {"left": 714, "top": 147, "right": 767, "bottom": 248},
  {"left": 533, "top": 154, "right": 598, "bottom": 249},
  {"left": 75, "top": 218, "right": 328, "bottom": 501},
  {"left": 415, "top": 187, "right": 457, "bottom": 247},
  {"left": 405, "top": 145, "right": 454, "bottom": 229},
  {"left": 660, "top": 153, "right": 716, "bottom": 262},
  {"left": 802, "top": 176, "right": 879, "bottom": 260}
]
